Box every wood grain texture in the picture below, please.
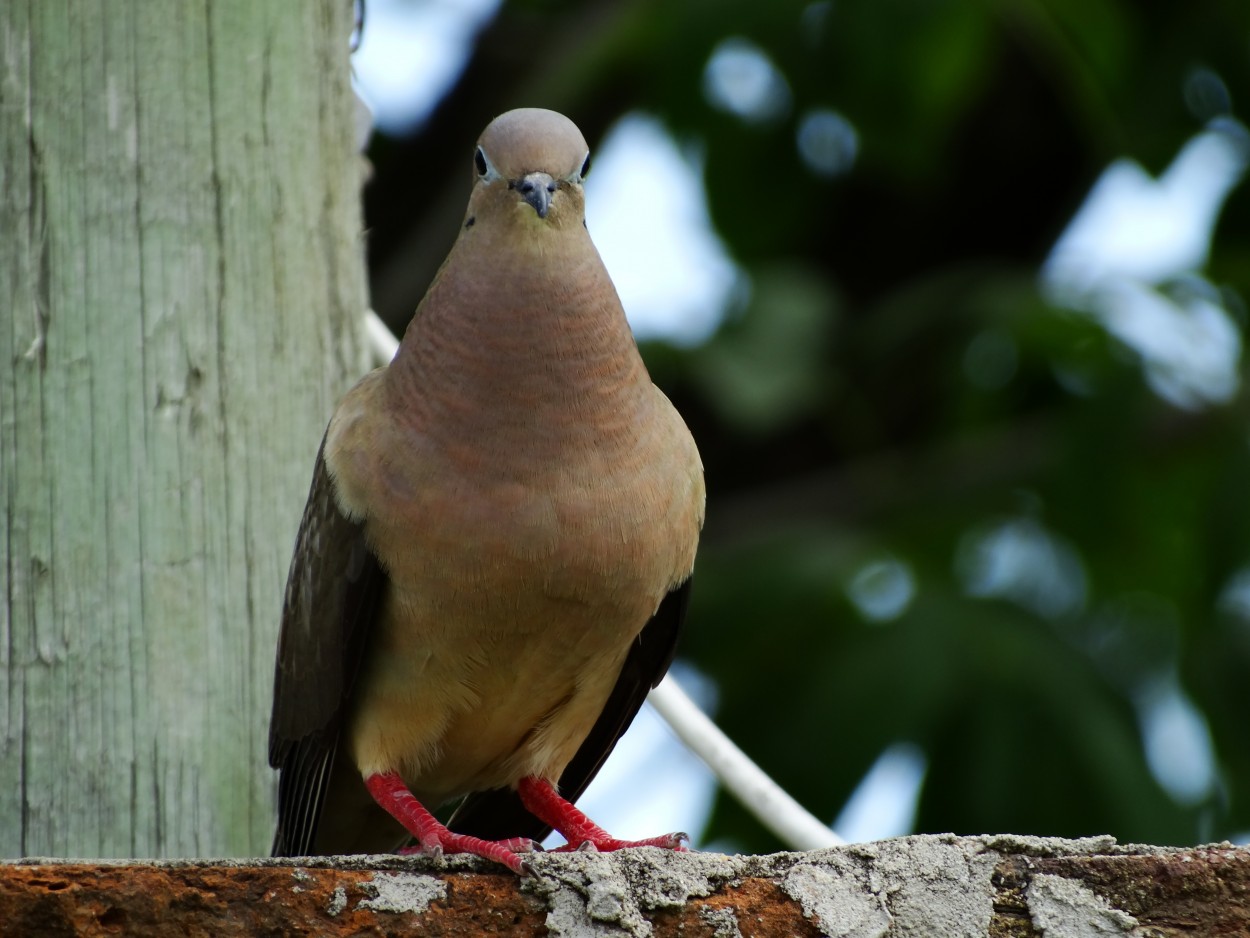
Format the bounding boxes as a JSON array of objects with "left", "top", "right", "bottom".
[{"left": 0, "top": 0, "right": 367, "bottom": 857}]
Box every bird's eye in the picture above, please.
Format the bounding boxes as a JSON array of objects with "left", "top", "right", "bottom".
[
  {"left": 474, "top": 147, "right": 489, "bottom": 177},
  {"left": 579, "top": 153, "right": 591, "bottom": 180}
]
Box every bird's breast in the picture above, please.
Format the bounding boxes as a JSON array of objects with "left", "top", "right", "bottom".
[
  {"left": 373, "top": 436, "right": 681, "bottom": 615},
  {"left": 327, "top": 381, "right": 702, "bottom": 795}
]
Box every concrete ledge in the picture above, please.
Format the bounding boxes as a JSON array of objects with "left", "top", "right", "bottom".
[{"left": 4, "top": 834, "right": 1248, "bottom": 936}]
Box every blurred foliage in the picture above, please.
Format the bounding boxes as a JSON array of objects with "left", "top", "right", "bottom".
[{"left": 362, "top": 0, "right": 1250, "bottom": 850}]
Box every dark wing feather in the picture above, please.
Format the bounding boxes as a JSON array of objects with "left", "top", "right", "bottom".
[
  {"left": 268, "top": 434, "right": 386, "bottom": 856},
  {"left": 447, "top": 578, "right": 692, "bottom": 842}
]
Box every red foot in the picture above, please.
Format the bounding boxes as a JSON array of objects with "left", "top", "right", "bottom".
[
  {"left": 517, "top": 775, "right": 689, "bottom": 854},
  {"left": 365, "top": 772, "right": 537, "bottom": 875}
]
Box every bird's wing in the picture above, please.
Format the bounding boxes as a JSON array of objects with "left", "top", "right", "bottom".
[
  {"left": 268, "top": 434, "right": 387, "bottom": 856},
  {"left": 446, "top": 578, "right": 692, "bottom": 842}
]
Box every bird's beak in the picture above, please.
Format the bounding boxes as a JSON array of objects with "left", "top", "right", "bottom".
[{"left": 516, "top": 172, "right": 556, "bottom": 218}]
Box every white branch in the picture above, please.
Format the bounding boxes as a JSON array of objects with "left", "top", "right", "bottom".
[
  {"left": 648, "top": 677, "right": 842, "bottom": 850},
  {"left": 365, "top": 309, "right": 399, "bottom": 365}
]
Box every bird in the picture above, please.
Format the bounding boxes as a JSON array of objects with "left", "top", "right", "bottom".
[{"left": 268, "top": 108, "right": 705, "bottom": 874}]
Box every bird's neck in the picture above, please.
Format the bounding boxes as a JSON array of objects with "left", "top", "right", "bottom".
[{"left": 383, "top": 230, "right": 652, "bottom": 451}]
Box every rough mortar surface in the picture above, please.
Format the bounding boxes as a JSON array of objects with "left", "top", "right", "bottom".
[
  {"left": 515, "top": 834, "right": 1007, "bottom": 936},
  {"left": 327, "top": 883, "right": 348, "bottom": 916},
  {"left": 5, "top": 835, "right": 1246, "bottom": 936},
  {"left": 698, "top": 904, "right": 744, "bottom": 937},
  {"left": 356, "top": 870, "right": 447, "bottom": 913},
  {"left": 1026, "top": 873, "right": 1138, "bottom": 937},
  {"left": 781, "top": 836, "right": 997, "bottom": 938},
  {"left": 782, "top": 863, "right": 891, "bottom": 937},
  {"left": 527, "top": 846, "right": 734, "bottom": 936}
]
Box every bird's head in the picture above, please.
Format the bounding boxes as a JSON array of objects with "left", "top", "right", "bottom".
[{"left": 465, "top": 108, "right": 591, "bottom": 233}]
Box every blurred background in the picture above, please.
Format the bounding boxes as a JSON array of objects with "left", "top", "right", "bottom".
[{"left": 351, "top": 0, "right": 1250, "bottom": 852}]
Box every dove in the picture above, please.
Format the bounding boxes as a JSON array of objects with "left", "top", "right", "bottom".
[{"left": 268, "top": 108, "right": 705, "bottom": 873}]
